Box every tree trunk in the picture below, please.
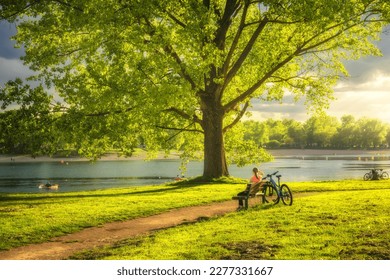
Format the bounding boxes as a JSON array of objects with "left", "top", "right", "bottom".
[{"left": 201, "top": 99, "right": 229, "bottom": 179}]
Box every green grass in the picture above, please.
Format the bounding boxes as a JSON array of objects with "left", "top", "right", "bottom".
[
  {"left": 73, "top": 188, "right": 390, "bottom": 260},
  {"left": 287, "top": 179, "right": 390, "bottom": 192},
  {"left": 1, "top": 179, "right": 390, "bottom": 259},
  {"left": 0, "top": 181, "right": 243, "bottom": 250}
]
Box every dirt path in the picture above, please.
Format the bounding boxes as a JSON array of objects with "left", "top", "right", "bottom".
[{"left": 0, "top": 200, "right": 245, "bottom": 260}]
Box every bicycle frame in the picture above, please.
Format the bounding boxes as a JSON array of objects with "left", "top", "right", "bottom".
[
  {"left": 267, "top": 172, "right": 281, "bottom": 191},
  {"left": 262, "top": 171, "right": 293, "bottom": 206}
]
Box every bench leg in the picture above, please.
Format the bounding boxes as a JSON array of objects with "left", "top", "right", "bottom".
[{"left": 244, "top": 198, "right": 249, "bottom": 209}]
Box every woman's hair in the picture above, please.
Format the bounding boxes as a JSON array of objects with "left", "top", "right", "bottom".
[{"left": 253, "top": 167, "right": 259, "bottom": 179}]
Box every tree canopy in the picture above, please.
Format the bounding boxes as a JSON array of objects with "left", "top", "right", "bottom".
[{"left": 1, "top": 0, "right": 389, "bottom": 179}]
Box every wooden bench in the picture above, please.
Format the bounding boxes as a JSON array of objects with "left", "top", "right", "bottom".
[{"left": 232, "top": 183, "right": 264, "bottom": 209}]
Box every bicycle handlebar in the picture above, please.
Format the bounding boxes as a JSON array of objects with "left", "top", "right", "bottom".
[{"left": 266, "top": 171, "right": 279, "bottom": 177}]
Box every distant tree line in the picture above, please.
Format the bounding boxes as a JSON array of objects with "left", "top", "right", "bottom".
[
  {"left": 243, "top": 113, "right": 390, "bottom": 149},
  {"left": 1, "top": 99, "right": 389, "bottom": 156}
]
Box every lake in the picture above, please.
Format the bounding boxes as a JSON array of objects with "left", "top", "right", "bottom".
[{"left": 1, "top": 150, "right": 390, "bottom": 193}]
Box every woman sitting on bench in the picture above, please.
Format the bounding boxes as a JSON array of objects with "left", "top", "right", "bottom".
[{"left": 236, "top": 167, "right": 263, "bottom": 210}]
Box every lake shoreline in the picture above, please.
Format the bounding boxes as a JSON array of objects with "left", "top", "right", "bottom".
[{"left": 1, "top": 148, "right": 390, "bottom": 163}]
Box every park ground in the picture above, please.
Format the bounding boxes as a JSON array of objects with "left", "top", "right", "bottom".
[{"left": 0, "top": 178, "right": 390, "bottom": 260}]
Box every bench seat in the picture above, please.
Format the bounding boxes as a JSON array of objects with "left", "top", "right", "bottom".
[{"left": 232, "top": 191, "right": 264, "bottom": 209}]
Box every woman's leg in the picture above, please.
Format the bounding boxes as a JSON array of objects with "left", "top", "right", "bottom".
[{"left": 236, "top": 190, "right": 248, "bottom": 207}]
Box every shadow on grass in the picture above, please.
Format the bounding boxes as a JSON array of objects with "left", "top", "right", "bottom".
[
  {"left": 0, "top": 184, "right": 202, "bottom": 203},
  {"left": 0, "top": 176, "right": 248, "bottom": 203},
  {"left": 218, "top": 240, "right": 281, "bottom": 260}
]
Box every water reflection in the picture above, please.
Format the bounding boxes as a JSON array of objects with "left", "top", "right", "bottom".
[{"left": 277, "top": 155, "right": 390, "bottom": 161}]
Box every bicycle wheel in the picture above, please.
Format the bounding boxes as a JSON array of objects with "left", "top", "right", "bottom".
[
  {"left": 381, "top": 172, "right": 389, "bottom": 180},
  {"left": 262, "top": 183, "right": 279, "bottom": 204},
  {"left": 363, "top": 173, "right": 371, "bottom": 181},
  {"left": 280, "top": 184, "right": 293, "bottom": 206}
]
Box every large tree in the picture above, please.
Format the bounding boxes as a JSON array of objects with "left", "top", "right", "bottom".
[{"left": 1, "top": 0, "right": 389, "bottom": 179}]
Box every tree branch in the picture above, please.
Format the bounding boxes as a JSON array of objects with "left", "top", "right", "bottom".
[
  {"left": 164, "top": 107, "right": 203, "bottom": 126},
  {"left": 0, "top": 0, "right": 40, "bottom": 20},
  {"left": 297, "top": 9, "right": 370, "bottom": 54},
  {"left": 214, "top": 0, "right": 241, "bottom": 49},
  {"left": 142, "top": 17, "right": 198, "bottom": 91},
  {"left": 223, "top": 7, "right": 376, "bottom": 113},
  {"left": 157, "top": 122, "right": 204, "bottom": 144},
  {"left": 222, "top": 0, "right": 249, "bottom": 77},
  {"left": 51, "top": 0, "right": 83, "bottom": 12},
  {"left": 137, "top": 65, "right": 159, "bottom": 87},
  {"left": 155, "top": 125, "right": 203, "bottom": 134},
  {"left": 223, "top": 50, "right": 298, "bottom": 113},
  {"left": 83, "top": 106, "right": 135, "bottom": 117},
  {"left": 56, "top": 47, "right": 83, "bottom": 57},
  {"left": 249, "top": 18, "right": 304, "bottom": 26},
  {"left": 223, "top": 101, "right": 249, "bottom": 133},
  {"left": 224, "top": 17, "right": 268, "bottom": 88},
  {"left": 154, "top": 0, "right": 187, "bottom": 28},
  {"left": 201, "top": 0, "right": 242, "bottom": 102},
  {"left": 163, "top": 45, "right": 198, "bottom": 90},
  {"left": 164, "top": 10, "right": 186, "bottom": 28}
]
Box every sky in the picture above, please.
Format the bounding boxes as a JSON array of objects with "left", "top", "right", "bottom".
[
  {"left": 1, "top": 20, "right": 389, "bottom": 123},
  {"left": 247, "top": 28, "right": 390, "bottom": 123}
]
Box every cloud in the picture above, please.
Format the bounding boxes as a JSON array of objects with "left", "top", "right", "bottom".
[
  {"left": 329, "top": 91, "right": 390, "bottom": 123},
  {"left": 246, "top": 71, "right": 390, "bottom": 123},
  {"left": 0, "top": 22, "right": 32, "bottom": 85},
  {"left": 0, "top": 21, "right": 23, "bottom": 60},
  {"left": 245, "top": 32, "right": 390, "bottom": 123},
  {"left": 341, "top": 32, "right": 390, "bottom": 87},
  {"left": 336, "top": 71, "right": 390, "bottom": 92},
  {"left": 0, "top": 57, "right": 34, "bottom": 84},
  {"left": 245, "top": 97, "right": 309, "bottom": 122}
]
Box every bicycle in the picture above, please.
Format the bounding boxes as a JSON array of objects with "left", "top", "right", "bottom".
[
  {"left": 363, "top": 169, "right": 389, "bottom": 181},
  {"left": 261, "top": 171, "right": 293, "bottom": 206}
]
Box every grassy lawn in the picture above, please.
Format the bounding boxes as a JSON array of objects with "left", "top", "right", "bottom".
[
  {"left": 72, "top": 187, "right": 390, "bottom": 260},
  {"left": 0, "top": 180, "right": 244, "bottom": 250},
  {"left": 1, "top": 179, "right": 390, "bottom": 259}
]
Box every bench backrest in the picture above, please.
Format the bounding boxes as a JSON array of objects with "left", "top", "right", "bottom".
[{"left": 248, "top": 182, "right": 262, "bottom": 196}]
